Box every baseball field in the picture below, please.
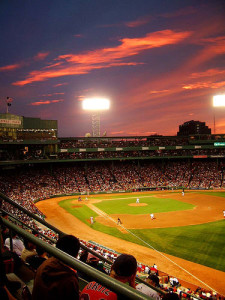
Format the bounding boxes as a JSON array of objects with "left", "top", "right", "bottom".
[{"left": 36, "top": 190, "right": 225, "bottom": 295}]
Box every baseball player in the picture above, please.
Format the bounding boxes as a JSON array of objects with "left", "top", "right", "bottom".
[
  {"left": 90, "top": 216, "right": 94, "bottom": 224},
  {"left": 136, "top": 198, "right": 140, "bottom": 203},
  {"left": 150, "top": 213, "right": 154, "bottom": 220},
  {"left": 182, "top": 188, "right": 185, "bottom": 196},
  {"left": 117, "top": 218, "right": 122, "bottom": 225}
]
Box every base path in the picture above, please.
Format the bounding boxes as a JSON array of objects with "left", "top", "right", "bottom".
[
  {"left": 95, "top": 192, "right": 225, "bottom": 228},
  {"left": 36, "top": 191, "right": 225, "bottom": 295}
]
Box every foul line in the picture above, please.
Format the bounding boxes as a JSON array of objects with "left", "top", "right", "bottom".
[{"left": 90, "top": 204, "right": 221, "bottom": 296}]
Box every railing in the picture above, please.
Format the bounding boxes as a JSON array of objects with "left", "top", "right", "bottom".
[
  {"left": 0, "top": 192, "right": 165, "bottom": 297},
  {"left": 1, "top": 217, "right": 151, "bottom": 300}
]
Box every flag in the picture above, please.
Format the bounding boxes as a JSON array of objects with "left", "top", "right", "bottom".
[{"left": 6, "top": 97, "right": 13, "bottom": 106}]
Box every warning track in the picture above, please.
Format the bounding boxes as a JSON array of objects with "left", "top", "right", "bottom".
[{"left": 36, "top": 191, "right": 225, "bottom": 295}]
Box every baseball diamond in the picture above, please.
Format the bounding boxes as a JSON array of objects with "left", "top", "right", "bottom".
[{"left": 36, "top": 190, "right": 225, "bottom": 295}]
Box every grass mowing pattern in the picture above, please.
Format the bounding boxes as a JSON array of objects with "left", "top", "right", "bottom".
[
  {"left": 59, "top": 192, "right": 225, "bottom": 272},
  {"left": 130, "top": 220, "right": 225, "bottom": 272}
]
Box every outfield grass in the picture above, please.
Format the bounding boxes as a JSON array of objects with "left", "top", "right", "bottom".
[
  {"left": 58, "top": 199, "right": 144, "bottom": 244},
  {"left": 199, "top": 191, "right": 225, "bottom": 198},
  {"left": 130, "top": 221, "right": 225, "bottom": 271},
  {"left": 59, "top": 192, "right": 225, "bottom": 272},
  {"left": 93, "top": 195, "right": 194, "bottom": 214}
]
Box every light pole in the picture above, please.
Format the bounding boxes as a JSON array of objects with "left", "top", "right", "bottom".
[
  {"left": 213, "top": 94, "right": 225, "bottom": 134},
  {"left": 6, "top": 97, "right": 13, "bottom": 113},
  {"left": 82, "top": 97, "right": 110, "bottom": 137}
]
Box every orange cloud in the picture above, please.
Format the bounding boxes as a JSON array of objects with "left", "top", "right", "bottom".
[
  {"left": 29, "top": 99, "right": 64, "bottom": 106},
  {"left": 42, "top": 92, "right": 65, "bottom": 96},
  {"left": 149, "top": 89, "right": 170, "bottom": 94},
  {"left": 125, "top": 15, "right": 151, "bottom": 28},
  {"left": 53, "top": 82, "right": 68, "bottom": 87},
  {"left": 0, "top": 52, "right": 50, "bottom": 72},
  {"left": 190, "top": 68, "right": 225, "bottom": 78},
  {"left": 0, "top": 63, "right": 23, "bottom": 72},
  {"left": 34, "top": 52, "right": 50, "bottom": 61},
  {"left": 182, "top": 37, "right": 225, "bottom": 70},
  {"left": 13, "top": 29, "right": 191, "bottom": 86},
  {"left": 182, "top": 80, "right": 225, "bottom": 90}
]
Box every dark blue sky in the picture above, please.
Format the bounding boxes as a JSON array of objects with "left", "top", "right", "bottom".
[{"left": 0, "top": 0, "right": 225, "bottom": 136}]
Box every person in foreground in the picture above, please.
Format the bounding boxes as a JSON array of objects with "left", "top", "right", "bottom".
[
  {"left": 136, "top": 274, "right": 161, "bottom": 300},
  {"left": 32, "top": 234, "right": 80, "bottom": 300},
  {"left": 80, "top": 253, "right": 137, "bottom": 300}
]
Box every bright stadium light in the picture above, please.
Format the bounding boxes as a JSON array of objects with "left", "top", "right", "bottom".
[
  {"left": 212, "top": 94, "right": 225, "bottom": 134},
  {"left": 82, "top": 97, "right": 110, "bottom": 111},
  {"left": 82, "top": 97, "right": 110, "bottom": 137},
  {"left": 213, "top": 94, "right": 225, "bottom": 107}
]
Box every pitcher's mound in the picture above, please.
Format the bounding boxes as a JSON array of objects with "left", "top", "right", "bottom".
[{"left": 129, "top": 203, "right": 147, "bottom": 206}]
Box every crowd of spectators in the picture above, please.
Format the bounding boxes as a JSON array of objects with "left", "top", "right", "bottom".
[
  {"left": 1, "top": 160, "right": 225, "bottom": 203},
  {"left": 0, "top": 220, "right": 221, "bottom": 300},
  {"left": 1, "top": 159, "right": 224, "bottom": 299},
  {"left": 1, "top": 134, "right": 225, "bottom": 162},
  {"left": 57, "top": 148, "right": 225, "bottom": 161},
  {"left": 0, "top": 159, "right": 224, "bottom": 243},
  {"left": 59, "top": 134, "right": 225, "bottom": 149}
]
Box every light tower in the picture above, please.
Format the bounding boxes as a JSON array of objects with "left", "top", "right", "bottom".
[
  {"left": 213, "top": 94, "right": 225, "bottom": 134},
  {"left": 82, "top": 97, "right": 110, "bottom": 137}
]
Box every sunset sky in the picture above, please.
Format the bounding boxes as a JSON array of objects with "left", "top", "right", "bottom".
[{"left": 0, "top": 0, "right": 225, "bottom": 137}]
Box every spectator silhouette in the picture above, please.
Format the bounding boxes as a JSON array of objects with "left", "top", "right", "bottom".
[
  {"left": 80, "top": 253, "right": 137, "bottom": 299},
  {"left": 32, "top": 234, "right": 80, "bottom": 300}
]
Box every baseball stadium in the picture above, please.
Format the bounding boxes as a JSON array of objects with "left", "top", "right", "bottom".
[{"left": 0, "top": 113, "right": 225, "bottom": 299}]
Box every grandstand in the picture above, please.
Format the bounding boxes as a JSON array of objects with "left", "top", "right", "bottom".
[{"left": 1, "top": 116, "right": 225, "bottom": 299}]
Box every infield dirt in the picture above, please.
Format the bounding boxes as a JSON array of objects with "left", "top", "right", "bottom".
[{"left": 36, "top": 191, "right": 225, "bottom": 295}]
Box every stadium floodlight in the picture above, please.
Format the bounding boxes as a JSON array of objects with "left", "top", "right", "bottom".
[
  {"left": 82, "top": 98, "right": 110, "bottom": 111},
  {"left": 213, "top": 94, "right": 225, "bottom": 107},
  {"left": 82, "top": 97, "right": 110, "bottom": 137},
  {"left": 212, "top": 94, "right": 225, "bottom": 134}
]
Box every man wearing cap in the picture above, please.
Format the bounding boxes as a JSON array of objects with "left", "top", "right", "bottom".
[
  {"left": 80, "top": 254, "right": 137, "bottom": 299},
  {"left": 136, "top": 274, "right": 161, "bottom": 300}
]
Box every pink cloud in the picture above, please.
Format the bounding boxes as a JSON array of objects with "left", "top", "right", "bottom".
[
  {"left": 110, "top": 130, "right": 125, "bottom": 135},
  {"left": 0, "top": 52, "right": 50, "bottom": 73},
  {"left": 190, "top": 68, "right": 225, "bottom": 78},
  {"left": 149, "top": 89, "right": 170, "bottom": 94},
  {"left": 29, "top": 99, "right": 64, "bottom": 106},
  {"left": 0, "top": 63, "right": 23, "bottom": 72},
  {"left": 13, "top": 29, "right": 191, "bottom": 86},
  {"left": 182, "top": 80, "right": 225, "bottom": 90},
  {"left": 124, "top": 31, "right": 225, "bottom": 109},
  {"left": 74, "top": 34, "right": 83, "bottom": 38},
  {"left": 53, "top": 82, "right": 68, "bottom": 87},
  {"left": 34, "top": 52, "right": 50, "bottom": 61},
  {"left": 42, "top": 92, "right": 65, "bottom": 96},
  {"left": 125, "top": 15, "right": 152, "bottom": 28}
]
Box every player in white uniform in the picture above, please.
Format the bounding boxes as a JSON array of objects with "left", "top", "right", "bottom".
[
  {"left": 182, "top": 188, "right": 185, "bottom": 196},
  {"left": 150, "top": 213, "right": 154, "bottom": 220},
  {"left": 136, "top": 198, "right": 140, "bottom": 203},
  {"left": 90, "top": 216, "right": 94, "bottom": 224}
]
